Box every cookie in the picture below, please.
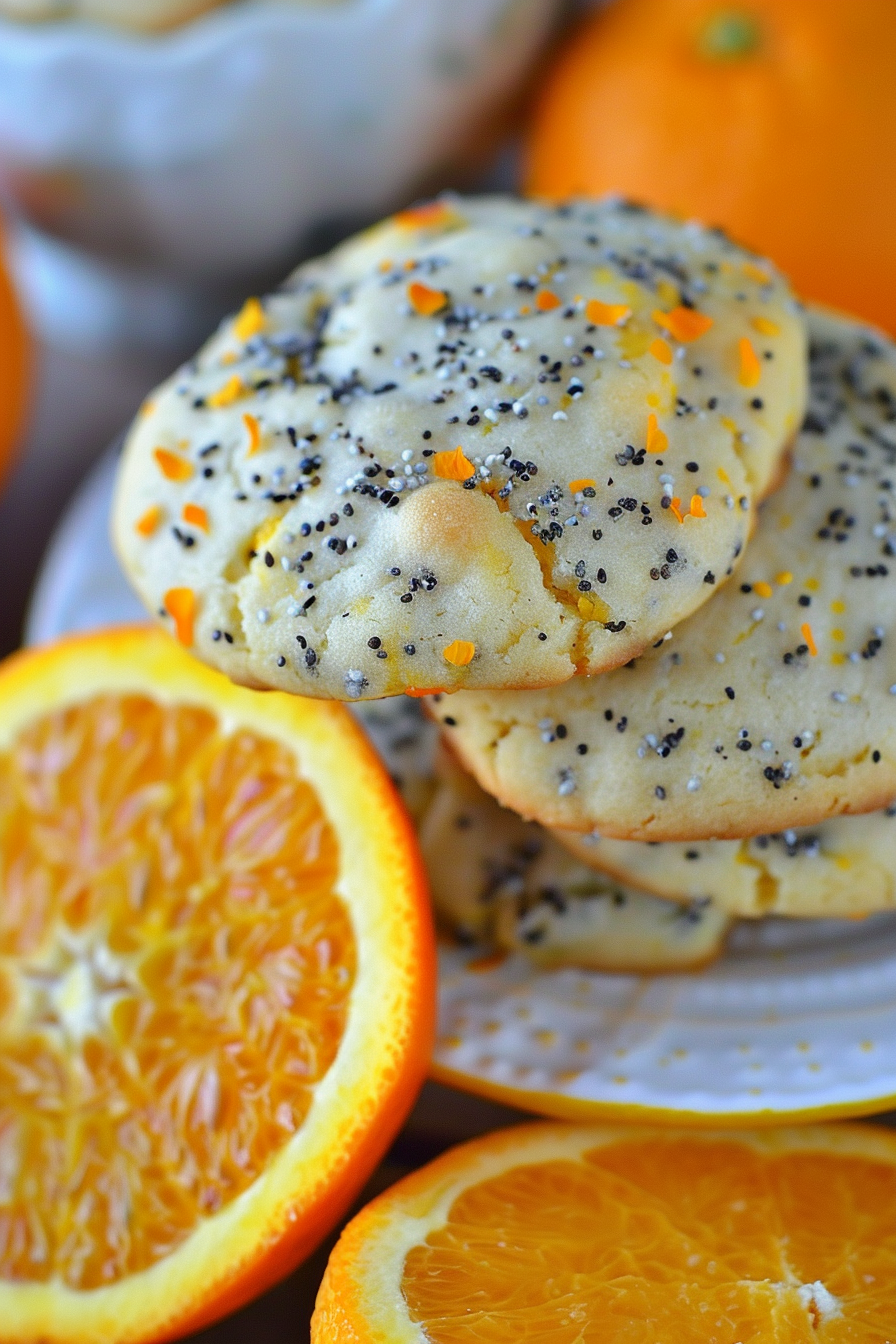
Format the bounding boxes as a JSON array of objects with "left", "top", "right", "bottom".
[
  {"left": 556, "top": 805, "right": 896, "bottom": 918},
  {"left": 429, "top": 308, "right": 896, "bottom": 840},
  {"left": 0, "top": 0, "right": 223, "bottom": 28},
  {"left": 347, "top": 697, "right": 729, "bottom": 971},
  {"left": 419, "top": 754, "right": 729, "bottom": 971},
  {"left": 113, "top": 194, "right": 805, "bottom": 700}
]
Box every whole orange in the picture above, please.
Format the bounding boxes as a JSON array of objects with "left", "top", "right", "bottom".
[
  {"left": 0, "top": 217, "right": 30, "bottom": 488},
  {"left": 526, "top": 0, "right": 896, "bottom": 334}
]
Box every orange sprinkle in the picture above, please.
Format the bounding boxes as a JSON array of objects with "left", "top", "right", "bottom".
[
  {"left": 135, "top": 505, "right": 162, "bottom": 538},
  {"left": 164, "top": 588, "right": 196, "bottom": 647},
  {"left": 585, "top": 299, "right": 630, "bottom": 326},
  {"left": 649, "top": 337, "right": 673, "bottom": 365},
  {"left": 800, "top": 622, "right": 818, "bottom": 656},
  {"left": 535, "top": 289, "right": 562, "bottom": 311},
  {"left": 569, "top": 478, "right": 596, "bottom": 493},
  {"left": 206, "top": 374, "right": 245, "bottom": 408},
  {"left": 467, "top": 951, "right": 507, "bottom": 973},
  {"left": 717, "top": 466, "right": 731, "bottom": 486},
  {"left": 378, "top": 258, "right": 394, "bottom": 273},
  {"left": 182, "top": 503, "right": 209, "bottom": 533},
  {"left": 243, "top": 412, "right": 262, "bottom": 456},
  {"left": 751, "top": 315, "right": 780, "bottom": 337},
  {"left": 646, "top": 412, "right": 668, "bottom": 455},
  {"left": 689, "top": 494, "right": 706, "bottom": 518},
  {"left": 394, "top": 200, "right": 456, "bottom": 230},
  {"left": 138, "top": 397, "right": 155, "bottom": 420},
  {"left": 153, "top": 448, "right": 192, "bottom": 482},
  {"left": 753, "top": 581, "right": 773, "bottom": 598},
  {"left": 233, "top": 296, "right": 266, "bottom": 343},
  {"left": 432, "top": 447, "right": 475, "bottom": 481},
  {"left": 776, "top": 571, "right": 793, "bottom": 586},
  {"left": 519, "top": 305, "right": 532, "bottom": 315},
  {"left": 443, "top": 640, "right": 475, "bottom": 667},
  {"left": 738, "top": 337, "right": 762, "bottom": 387},
  {"left": 408, "top": 282, "right": 448, "bottom": 316},
  {"left": 653, "top": 306, "right": 714, "bottom": 343},
  {"left": 742, "top": 261, "right": 772, "bottom": 285},
  {"left": 668, "top": 497, "right": 685, "bottom": 524},
  {"left": 403, "top": 259, "right": 416, "bottom": 271}
]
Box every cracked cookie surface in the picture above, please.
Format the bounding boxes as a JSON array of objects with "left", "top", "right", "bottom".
[
  {"left": 429, "top": 309, "right": 896, "bottom": 840},
  {"left": 556, "top": 805, "right": 896, "bottom": 918},
  {"left": 113, "top": 195, "right": 805, "bottom": 700}
]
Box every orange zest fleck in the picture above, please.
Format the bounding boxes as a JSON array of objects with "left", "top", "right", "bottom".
[
  {"left": 668, "top": 497, "right": 685, "bottom": 523},
  {"left": 432, "top": 447, "right": 475, "bottom": 481},
  {"left": 243, "top": 412, "right": 262, "bottom": 456},
  {"left": 585, "top": 299, "right": 630, "bottom": 326},
  {"left": 689, "top": 494, "right": 706, "bottom": 518},
  {"left": 233, "top": 296, "right": 266, "bottom": 343},
  {"left": 153, "top": 448, "right": 192, "bottom": 482},
  {"left": 466, "top": 951, "right": 507, "bottom": 973},
  {"left": 738, "top": 337, "right": 762, "bottom": 387},
  {"left": 645, "top": 412, "right": 668, "bottom": 455},
  {"left": 206, "top": 374, "right": 245, "bottom": 408},
  {"left": 569, "top": 478, "right": 596, "bottom": 493},
  {"left": 751, "top": 315, "right": 780, "bottom": 337},
  {"left": 408, "top": 282, "right": 448, "bottom": 317},
  {"left": 394, "top": 200, "right": 456, "bottom": 230},
  {"left": 649, "top": 336, "right": 673, "bottom": 365},
  {"left": 652, "top": 306, "right": 714, "bottom": 343},
  {"left": 135, "top": 505, "right": 162, "bottom": 538},
  {"left": 753, "top": 581, "right": 773, "bottom": 598},
  {"left": 742, "top": 261, "right": 772, "bottom": 285},
  {"left": 443, "top": 640, "right": 475, "bottom": 667},
  {"left": 536, "top": 289, "right": 562, "bottom": 311},
  {"left": 182, "top": 503, "right": 209, "bottom": 533},
  {"left": 801, "top": 622, "right": 818, "bottom": 656},
  {"left": 164, "top": 588, "right": 197, "bottom": 647}
]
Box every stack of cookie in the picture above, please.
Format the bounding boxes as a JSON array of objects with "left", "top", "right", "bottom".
[{"left": 112, "top": 195, "right": 896, "bottom": 971}]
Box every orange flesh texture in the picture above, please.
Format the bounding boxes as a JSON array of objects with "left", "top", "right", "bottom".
[
  {"left": 402, "top": 1137, "right": 896, "bottom": 1340},
  {"left": 0, "top": 693, "right": 354, "bottom": 1291},
  {"left": 0, "top": 224, "right": 31, "bottom": 490},
  {"left": 525, "top": 0, "right": 896, "bottom": 336}
]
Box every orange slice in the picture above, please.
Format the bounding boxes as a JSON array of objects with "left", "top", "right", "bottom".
[
  {"left": 313, "top": 1121, "right": 896, "bottom": 1342},
  {"left": 0, "top": 627, "right": 433, "bottom": 1344},
  {"left": 0, "top": 207, "right": 31, "bottom": 492}
]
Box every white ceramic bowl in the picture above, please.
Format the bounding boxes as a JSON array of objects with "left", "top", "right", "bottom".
[{"left": 0, "top": 0, "right": 560, "bottom": 345}]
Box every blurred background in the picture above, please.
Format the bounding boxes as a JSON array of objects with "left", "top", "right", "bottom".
[{"left": 1, "top": 0, "right": 894, "bottom": 1330}]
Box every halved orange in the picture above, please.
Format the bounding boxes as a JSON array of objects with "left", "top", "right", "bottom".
[
  {"left": 0, "top": 210, "right": 30, "bottom": 490},
  {"left": 313, "top": 1120, "right": 896, "bottom": 1340},
  {"left": 0, "top": 626, "right": 434, "bottom": 1344}
]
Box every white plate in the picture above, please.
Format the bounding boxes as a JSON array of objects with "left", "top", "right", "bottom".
[{"left": 27, "top": 450, "right": 896, "bottom": 1124}]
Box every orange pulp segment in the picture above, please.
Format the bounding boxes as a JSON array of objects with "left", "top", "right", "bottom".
[
  {"left": 313, "top": 1122, "right": 896, "bottom": 1342},
  {"left": 0, "top": 693, "right": 352, "bottom": 1289}
]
